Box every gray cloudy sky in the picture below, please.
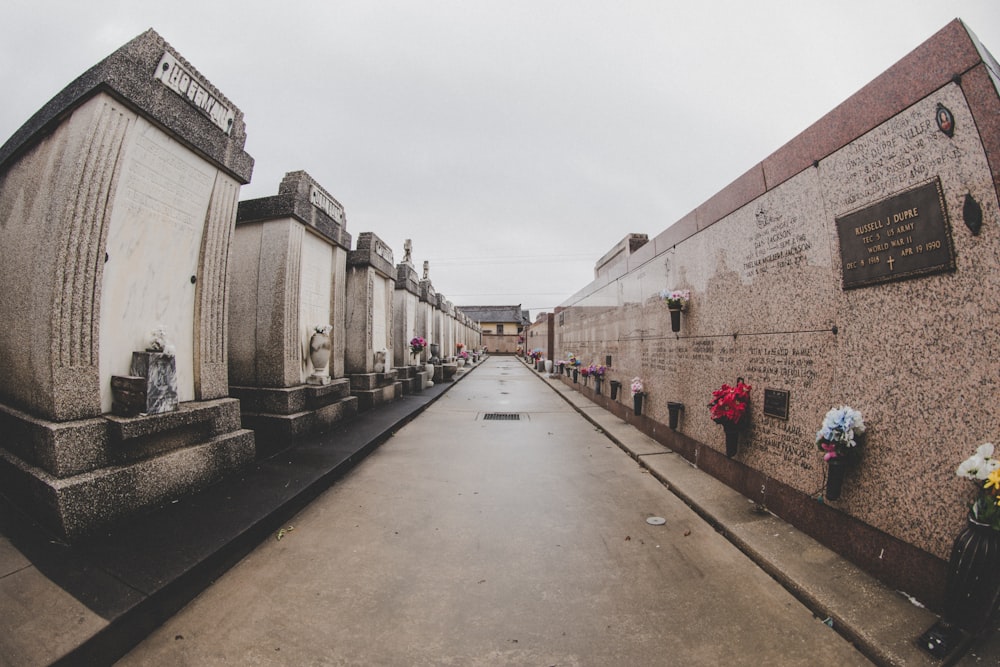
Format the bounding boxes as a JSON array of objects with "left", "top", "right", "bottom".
[{"left": 2, "top": 1, "right": 999, "bottom": 318}]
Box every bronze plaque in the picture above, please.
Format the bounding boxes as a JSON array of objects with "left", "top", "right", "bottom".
[
  {"left": 763, "top": 388, "right": 790, "bottom": 420},
  {"left": 835, "top": 178, "right": 955, "bottom": 289}
]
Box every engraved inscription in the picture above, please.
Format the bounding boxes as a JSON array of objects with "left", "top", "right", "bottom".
[
  {"left": 310, "top": 186, "right": 345, "bottom": 224},
  {"left": 836, "top": 178, "right": 955, "bottom": 289},
  {"left": 750, "top": 420, "right": 813, "bottom": 471},
  {"left": 834, "top": 94, "right": 964, "bottom": 210},
  {"left": 123, "top": 133, "right": 214, "bottom": 230},
  {"left": 747, "top": 346, "right": 817, "bottom": 388},
  {"left": 743, "top": 209, "right": 812, "bottom": 280},
  {"left": 154, "top": 52, "right": 235, "bottom": 134}
]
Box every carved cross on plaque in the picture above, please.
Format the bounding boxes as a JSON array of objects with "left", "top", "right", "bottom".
[{"left": 886, "top": 256, "right": 895, "bottom": 271}]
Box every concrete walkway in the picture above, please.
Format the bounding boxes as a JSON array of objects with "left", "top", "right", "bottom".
[
  {"left": 2, "top": 356, "right": 997, "bottom": 665},
  {"left": 118, "top": 357, "right": 873, "bottom": 666}
]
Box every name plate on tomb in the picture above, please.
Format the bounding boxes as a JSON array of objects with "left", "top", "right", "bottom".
[
  {"left": 835, "top": 178, "right": 955, "bottom": 289},
  {"left": 763, "top": 388, "right": 790, "bottom": 420},
  {"left": 153, "top": 52, "right": 235, "bottom": 134},
  {"left": 310, "top": 186, "right": 346, "bottom": 224}
]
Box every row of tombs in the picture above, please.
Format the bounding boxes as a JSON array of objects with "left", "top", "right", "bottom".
[{"left": 0, "top": 30, "right": 482, "bottom": 540}]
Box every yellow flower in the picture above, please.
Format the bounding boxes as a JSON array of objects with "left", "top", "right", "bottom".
[{"left": 985, "top": 468, "right": 1000, "bottom": 492}]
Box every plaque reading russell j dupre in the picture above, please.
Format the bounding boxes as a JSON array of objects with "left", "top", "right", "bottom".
[{"left": 835, "top": 178, "right": 955, "bottom": 290}]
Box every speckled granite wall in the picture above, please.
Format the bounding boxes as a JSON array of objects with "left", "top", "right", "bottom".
[{"left": 555, "top": 20, "right": 1000, "bottom": 570}]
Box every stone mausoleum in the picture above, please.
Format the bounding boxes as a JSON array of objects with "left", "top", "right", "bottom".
[
  {"left": 546, "top": 19, "right": 1000, "bottom": 611},
  {"left": 0, "top": 30, "right": 256, "bottom": 538}
]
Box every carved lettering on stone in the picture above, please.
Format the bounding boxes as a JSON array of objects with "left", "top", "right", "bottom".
[{"left": 153, "top": 52, "right": 235, "bottom": 134}]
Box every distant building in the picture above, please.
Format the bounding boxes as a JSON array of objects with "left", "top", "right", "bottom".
[{"left": 456, "top": 305, "right": 530, "bottom": 353}]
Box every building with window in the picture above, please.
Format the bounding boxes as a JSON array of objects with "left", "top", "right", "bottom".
[{"left": 456, "top": 305, "right": 529, "bottom": 353}]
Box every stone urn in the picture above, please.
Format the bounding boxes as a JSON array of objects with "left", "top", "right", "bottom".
[
  {"left": 309, "top": 326, "right": 332, "bottom": 381},
  {"left": 425, "top": 362, "right": 435, "bottom": 387}
]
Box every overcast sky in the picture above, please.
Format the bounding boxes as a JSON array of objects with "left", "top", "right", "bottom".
[{"left": 2, "top": 1, "right": 999, "bottom": 319}]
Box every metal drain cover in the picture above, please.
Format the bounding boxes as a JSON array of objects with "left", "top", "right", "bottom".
[
  {"left": 646, "top": 517, "right": 666, "bottom": 525},
  {"left": 482, "top": 412, "right": 521, "bottom": 421}
]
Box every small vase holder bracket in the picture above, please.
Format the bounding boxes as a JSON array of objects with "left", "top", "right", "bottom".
[
  {"left": 669, "top": 305, "right": 682, "bottom": 333},
  {"left": 667, "top": 402, "right": 684, "bottom": 430}
]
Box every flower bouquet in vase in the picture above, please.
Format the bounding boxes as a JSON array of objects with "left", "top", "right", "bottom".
[
  {"left": 409, "top": 336, "right": 426, "bottom": 363},
  {"left": 941, "top": 443, "right": 1000, "bottom": 634},
  {"left": 630, "top": 377, "right": 644, "bottom": 415},
  {"left": 815, "top": 406, "right": 865, "bottom": 501},
  {"left": 709, "top": 379, "right": 751, "bottom": 457},
  {"left": 660, "top": 289, "right": 690, "bottom": 332}
]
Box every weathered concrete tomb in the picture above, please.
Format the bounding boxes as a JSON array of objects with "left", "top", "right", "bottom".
[
  {"left": 549, "top": 19, "right": 1000, "bottom": 612},
  {"left": 0, "top": 30, "right": 255, "bottom": 538},
  {"left": 229, "top": 171, "right": 358, "bottom": 442}
]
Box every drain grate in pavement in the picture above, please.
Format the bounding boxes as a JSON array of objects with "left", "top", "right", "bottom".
[{"left": 482, "top": 412, "right": 523, "bottom": 421}]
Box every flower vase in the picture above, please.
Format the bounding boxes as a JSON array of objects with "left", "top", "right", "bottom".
[
  {"left": 610, "top": 381, "right": 621, "bottom": 400},
  {"left": 633, "top": 393, "right": 643, "bottom": 416},
  {"left": 825, "top": 458, "right": 849, "bottom": 501},
  {"left": 309, "top": 332, "right": 332, "bottom": 377},
  {"left": 669, "top": 306, "right": 682, "bottom": 332},
  {"left": 595, "top": 378, "right": 602, "bottom": 395},
  {"left": 457, "top": 358, "right": 465, "bottom": 367},
  {"left": 942, "top": 518, "right": 1000, "bottom": 633},
  {"left": 723, "top": 424, "right": 740, "bottom": 457},
  {"left": 545, "top": 360, "right": 553, "bottom": 373},
  {"left": 667, "top": 402, "right": 684, "bottom": 430},
  {"left": 573, "top": 369, "right": 578, "bottom": 383}
]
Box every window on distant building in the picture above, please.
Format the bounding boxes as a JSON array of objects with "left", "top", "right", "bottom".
[{"left": 497, "top": 324, "right": 504, "bottom": 335}]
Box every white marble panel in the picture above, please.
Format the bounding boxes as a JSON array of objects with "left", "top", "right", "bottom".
[
  {"left": 299, "top": 230, "right": 333, "bottom": 381},
  {"left": 99, "top": 118, "right": 215, "bottom": 412},
  {"left": 372, "top": 275, "right": 388, "bottom": 352}
]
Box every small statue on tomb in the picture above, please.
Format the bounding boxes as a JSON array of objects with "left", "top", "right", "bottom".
[
  {"left": 422, "top": 261, "right": 430, "bottom": 281},
  {"left": 147, "top": 324, "right": 176, "bottom": 357},
  {"left": 403, "top": 239, "right": 413, "bottom": 265}
]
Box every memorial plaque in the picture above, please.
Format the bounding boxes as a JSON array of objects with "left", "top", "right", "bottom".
[
  {"left": 763, "top": 388, "right": 790, "bottom": 420},
  {"left": 835, "top": 178, "right": 955, "bottom": 289}
]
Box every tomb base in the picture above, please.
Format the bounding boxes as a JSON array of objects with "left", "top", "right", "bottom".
[
  {"left": 349, "top": 372, "right": 403, "bottom": 412},
  {"left": 0, "top": 398, "right": 254, "bottom": 540},
  {"left": 392, "top": 365, "right": 425, "bottom": 394},
  {"left": 229, "top": 379, "right": 358, "bottom": 443}
]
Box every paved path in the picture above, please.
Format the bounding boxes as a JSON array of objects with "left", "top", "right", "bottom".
[{"left": 117, "top": 358, "right": 871, "bottom": 666}]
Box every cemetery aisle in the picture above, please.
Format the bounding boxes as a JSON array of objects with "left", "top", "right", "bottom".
[{"left": 117, "top": 356, "right": 871, "bottom": 666}]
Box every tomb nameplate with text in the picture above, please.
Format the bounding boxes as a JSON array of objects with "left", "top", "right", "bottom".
[
  {"left": 763, "top": 388, "right": 790, "bottom": 420},
  {"left": 835, "top": 178, "right": 955, "bottom": 289}
]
